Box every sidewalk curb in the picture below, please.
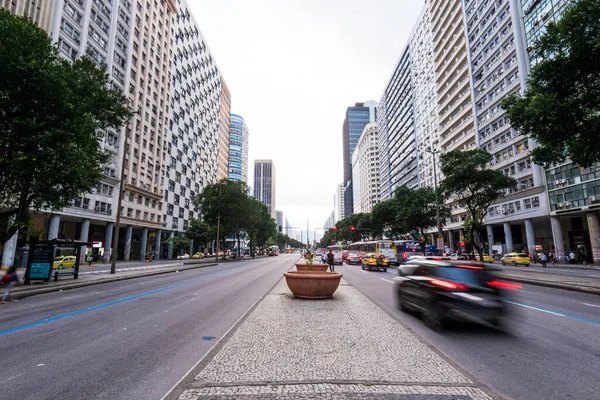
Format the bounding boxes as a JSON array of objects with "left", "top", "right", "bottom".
[
  {"left": 10, "top": 263, "right": 219, "bottom": 300},
  {"left": 491, "top": 274, "right": 600, "bottom": 296},
  {"left": 161, "top": 265, "right": 294, "bottom": 400}
]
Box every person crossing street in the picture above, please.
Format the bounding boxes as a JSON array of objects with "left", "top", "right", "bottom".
[{"left": 327, "top": 250, "right": 335, "bottom": 272}]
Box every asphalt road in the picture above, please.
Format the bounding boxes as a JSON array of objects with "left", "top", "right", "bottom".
[
  {"left": 493, "top": 262, "right": 600, "bottom": 279},
  {"left": 0, "top": 254, "right": 297, "bottom": 400},
  {"left": 338, "top": 262, "right": 600, "bottom": 400}
]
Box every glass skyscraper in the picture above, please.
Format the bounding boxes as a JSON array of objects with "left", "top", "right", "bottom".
[{"left": 228, "top": 114, "right": 249, "bottom": 183}]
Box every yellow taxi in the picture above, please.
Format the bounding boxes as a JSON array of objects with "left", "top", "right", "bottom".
[
  {"left": 501, "top": 252, "right": 530, "bottom": 266},
  {"left": 361, "top": 253, "right": 389, "bottom": 272},
  {"left": 53, "top": 255, "right": 77, "bottom": 269},
  {"left": 483, "top": 254, "right": 494, "bottom": 263}
]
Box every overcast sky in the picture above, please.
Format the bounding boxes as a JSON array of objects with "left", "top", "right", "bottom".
[{"left": 189, "top": 0, "right": 424, "bottom": 241}]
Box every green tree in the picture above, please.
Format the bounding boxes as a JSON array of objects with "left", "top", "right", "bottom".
[
  {"left": 502, "top": 0, "right": 600, "bottom": 167},
  {"left": 394, "top": 186, "right": 449, "bottom": 244},
  {"left": 163, "top": 236, "right": 191, "bottom": 258},
  {"left": 0, "top": 10, "right": 131, "bottom": 244},
  {"left": 371, "top": 199, "right": 402, "bottom": 239},
  {"left": 186, "top": 218, "right": 211, "bottom": 253},
  {"left": 440, "top": 149, "right": 517, "bottom": 260}
]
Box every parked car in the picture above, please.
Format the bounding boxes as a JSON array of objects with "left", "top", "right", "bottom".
[
  {"left": 177, "top": 253, "right": 190, "bottom": 260},
  {"left": 501, "top": 252, "right": 530, "bottom": 266},
  {"left": 345, "top": 252, "right": 360, "bottom": 265},
  {"left": 53, "top": 255, "right": 76, "bottom": 269},
  {"left": 192, "top": 252, "right": 204, "bottom": 259},
  {"left": 361, "top": 253, "right": 389, "bottom": 271},
  {"left": 395, "top": 259, "right": 521, "bottom": 329}
]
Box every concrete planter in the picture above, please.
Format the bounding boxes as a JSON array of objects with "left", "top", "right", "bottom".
[
  {"left": 295, "top": 263, "right": 329, "bottom": 272},
  {"left": 284, "top": 270, "right": 343, "bottom": 299}
]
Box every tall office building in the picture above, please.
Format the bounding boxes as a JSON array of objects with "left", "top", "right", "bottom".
[
  {"left": 463, "top": 0, "right": 549, "bottom": 257},
  {"left": 352, "top": 123, "right": 380, "bottom": 214},
  {"left": 254, "top": 159, "right": 276, "bottom": 218},
  {"left": 165, "top": 0, "right": 227, "bottom": 242},
  {"left": 334, "top": 183, "right": 345, "bottom": 223},
  {"left": 217, "top": 80, "right": 231, "bottom": 181},
  {"left": 228, "top": 114, "right": 250, "bottom": 183},
  {"left": 1, "top": 0, "right": 54, "bottom": 30},
  {"left": 430, "top": 0, "right": 476, "bottom": 234},
  {"left": 410, "top": 3, "right": 440, "bottom": 191},
  {"left": 342, "top": 101, "right": 376, "bottom": 217},
  {"left": 275, "top": 210, "right": 283, "bottom": 232},
  {"left": 377, "top": 45, "right": 418, "bottom": 200}
]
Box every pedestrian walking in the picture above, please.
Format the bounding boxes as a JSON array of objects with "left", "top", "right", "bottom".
[
  {"left": 326, "top": 250, "right": 335, "bottom": 272},
  {"left": 321, "top": 252, "right": 327, "bottom": 264},
  {"left": 1, "top": 266, "right": 19, "bottom": 304},
  {"left": 569, "top": 251, "right": 576, "bottom": 264},
  {"left": 87, "top": 254, "right": 93, "bottom": 267},
  {"left": 539, "top": 252, "right": 547, "bottom": 268}
]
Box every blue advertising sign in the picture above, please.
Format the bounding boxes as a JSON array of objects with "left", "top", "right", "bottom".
[{"left": 29, "top": 246, "right": 53, "bottom": 280}]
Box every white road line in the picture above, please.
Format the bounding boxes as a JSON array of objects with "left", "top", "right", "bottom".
[
  {"left": 582, "top": 303, "right": 600, "bottom": 308},
  {"left": 588, "top": 274, "right": 600, "bottom": 277},
  {"left": 380, "top": 278, "right": 394, "bottom": 284},
  {"left": 361, "top": 270, "right": 367, "bottom": 274},
  {"left": 504, "top": 300, "right": 565, "bottom": 316}
]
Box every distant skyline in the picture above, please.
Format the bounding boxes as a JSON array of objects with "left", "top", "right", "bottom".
[{"left": 190, "top": 1, "right": 424, "bottom": 234}]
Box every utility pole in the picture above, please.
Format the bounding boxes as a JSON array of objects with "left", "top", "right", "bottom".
[
  {"left": 427, "top": 147, "right": 443, "bottom": 251},
  {"left": 111, "top": 110, "right": 138, "bottom": 274},
  {"left": 215, "top": 183, "right": 222, "bottom": 262}
]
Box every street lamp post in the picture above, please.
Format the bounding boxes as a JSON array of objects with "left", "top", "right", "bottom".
[
  {"left": 426, "top": 147, "right": 443, "bottom": 250},
  {"left": 111, "top": 110, "right": 138, "bottom": 274}
]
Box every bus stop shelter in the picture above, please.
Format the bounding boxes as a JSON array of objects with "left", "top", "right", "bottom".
[{"left": 24, "top": 239, "right": 95, "bottom": 284}]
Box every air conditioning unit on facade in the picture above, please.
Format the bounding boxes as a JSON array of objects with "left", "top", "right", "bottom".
[
  {"left": 501, "top": 208, "right": 508, "bottom": 214},
  {"left": 564, "top": 202, "right": 573, "bottom": 208},
  {"left": 556, "top": 202, "right": 565, "bottom": 209},
  {"left": 95, "top": 206, "right": 101, "bottom": 211},
  {"left": 590, "top": 195, "right": 600, "bottom": 203}
]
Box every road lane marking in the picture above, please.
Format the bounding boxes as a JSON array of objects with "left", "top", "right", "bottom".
[
  {"left": 0, "top": 263, "right": 254, "bottom": 336},
  {"left": 361, "top": 270, "right": 367, "bottom": 274},
  {"left": 504, "top": 301, "right": 565, "bottom": 316},
  {"left": 582, "top": 303, "right": 600, "bottom": 308},
  {"left": 380, "top": 278, "right": 394, "bottom": 284},
  {"left": 504, "top": 300, "right": 600, "bottom": 325}
]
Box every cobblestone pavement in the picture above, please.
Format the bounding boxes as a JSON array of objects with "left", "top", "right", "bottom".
[{"left": 171, "top": 279, "right": 499, "bottom": 399}]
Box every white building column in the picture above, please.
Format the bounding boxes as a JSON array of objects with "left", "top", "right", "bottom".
[
  {"left": 503, "top": 222, "right": 513, "bottom": 253},
  {"left": 155, "top": 229, "right": 162, "bottom": 260},
  {"left": 48, "top": 214, "right": 60, "bottom": 240},
  {"left": 586, "top": 213, "right": 600, "bottom": 264},
  {"left": 168, "top": 232, "right": 174, "bottom": 259},
  {"left": 124, "top": 225, "right": 133, "bottom": 261},
  {"left": 140, "top": 227, "right": 148, "bottom": 261},
  {"left": 189, "top": 239, "right": 194, "bottom": 255},
  {"left": 1, "top": 216, "right": 18, "bottom": 268},
  {"left": 79, "top": 219, "right": 90, "bottom": 264},
  {"left": 103, "top": 222, "right": 113, "bottom": 263},
  {"left": 486, "top": 225, "right": 495, "bottom": 255},
  {"left": 550, "top": 216, "right": 565, "bottom": 261},
  {"left": 524, "top": 219, "right": 536, "bottom": 258},
  {"left": 448, "top": 230, "right": 455, "bottom": 252}
]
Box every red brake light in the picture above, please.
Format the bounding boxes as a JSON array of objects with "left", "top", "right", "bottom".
[
  {"left": 456, "top": 264, "right": 484, "bottom": 270},
  {"left": 430, "top": 279, "right": 468, "bottom": 290},
  {"left": 432, "top": 256, "right": 442, "bottom": 260},
  {"left": 487, "top": 280, "right": 522, "bottom": 290}
]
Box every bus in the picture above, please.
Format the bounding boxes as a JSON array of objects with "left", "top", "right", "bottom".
[{"left": 268, "top": 245, "right": 280, "bottom": 256}]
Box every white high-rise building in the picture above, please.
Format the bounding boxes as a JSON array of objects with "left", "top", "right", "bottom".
[
  {"left": 352, "top": 123, "right": 380, "bottom": 214},
  {"left": 1, "top": 0, "right": 54, "bottom": 30},
  {"left": 334, "top": 183, "right": 345, "bottom": 223},
  {"left": 165, "top": 0, "right": 227, "bottom": 237},
  {"left": 275, "top": 210, "right": 284, "bottom": 232}
]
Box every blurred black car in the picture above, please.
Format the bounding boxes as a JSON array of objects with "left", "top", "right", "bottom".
[{"left": 394, "top": 259, "right": 520, "bottom": 330}]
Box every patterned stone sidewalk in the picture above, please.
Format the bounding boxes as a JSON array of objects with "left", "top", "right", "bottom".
[{"left": 171, "top": 279, "right": 499, "bottom": 400}]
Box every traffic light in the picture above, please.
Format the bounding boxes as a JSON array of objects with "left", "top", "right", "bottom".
[
  {"left": 332, "top": 226, "right": 337, "bottom": 232},
  {"left": 350, "top": 226, "right": 355, "bottom": 232},
  {"left": 460, "top": 241, "right": 465, "bottom": 247},
  {"left": 331, "top": 239, "right": 335, "bottom": 243}
]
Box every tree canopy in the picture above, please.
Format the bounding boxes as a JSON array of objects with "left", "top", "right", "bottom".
[
  {"left": 502, "top": 0, "right": 600, "bottom": 167},
  {"left": 0, "top": 10, "right": 131, "bottom": 243},
  {"left": 440, "top": 149, "right": 516, "bottom": 259}
]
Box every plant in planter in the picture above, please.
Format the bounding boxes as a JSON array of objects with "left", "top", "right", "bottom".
[
  {"left": 296, "top": 252, "right": 328, "bottom": 272},
  {"left": 284, "top": 270, "right": 343, "bottom": 299}
]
